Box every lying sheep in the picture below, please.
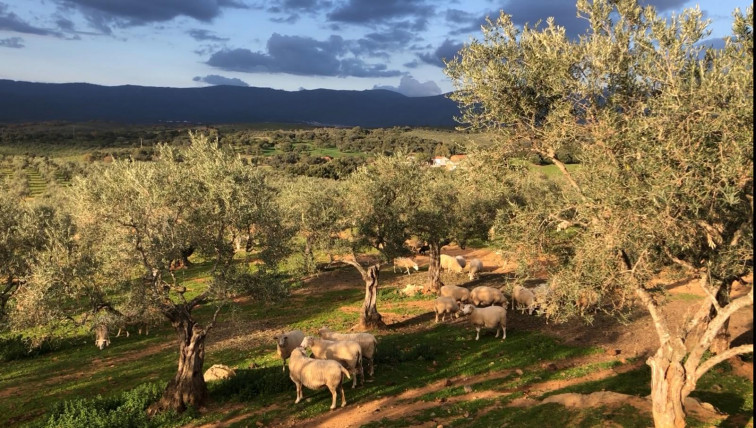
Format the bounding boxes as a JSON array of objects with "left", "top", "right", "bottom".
[
  {"left": 318, "top": 327, "right": 378, "bottom": 377},
  {"left": 512, "top": 284, "right": 536, "bottom": 315},
  {"left": 288, "top": 347, "right": 351, "bottom": 410},
  {"left": 455, "top": 255, "right": 466, "bottom": 269},
  {"left": 275, "top": 329, "right": 305, "bottom": 372},
  {"left": 439, "top": 284, "right": 470, "bottom": 303},
  {"left": 460, "top": 304, "right": 507, "bottom": 340},
  {"left": 393, "top": 257, "right": 419, "bottom": 275},
  {"left": 440, "top": 254, "right": 464, "bottom": 274},
  {"left": 465, "top": 258, "right": 483, "bottom": 280},
  {"left": 433, "top": 296, "right": 461, "bottom": 322},
  {"left": 470, "top": 286, "right": 507, "bottom": 307},
  {"left": 301, "top": 336, "right": 364, "bottom": 389}
]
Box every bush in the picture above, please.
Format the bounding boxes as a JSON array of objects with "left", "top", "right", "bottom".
[{"left": 45, "top": 382, "right": 194, "bottom": 428}]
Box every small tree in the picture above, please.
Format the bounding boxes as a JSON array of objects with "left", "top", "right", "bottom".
[
  {"left": 9, "top": 133, "right": 290, "bottom": 414},
  {"left": 446, "top": 1, "right": 753, "bottom": 426}
]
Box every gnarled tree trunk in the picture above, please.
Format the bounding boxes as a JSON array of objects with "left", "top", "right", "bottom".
[
  {"left": 647, "top": 341, "right": 688, "bottom": 428},
  {"left": 359, "top": 264, "right": 385, "bottom": 330},
  {"left": 149, "top": 310, "right": 208, "bottom": 414},
  {"left": 425, "top": 241, "right": 443, "bottom": 293}
]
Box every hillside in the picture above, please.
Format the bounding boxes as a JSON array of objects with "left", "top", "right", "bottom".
[{"left": 0, "top": 80, "right": 460, "bottom": 127}]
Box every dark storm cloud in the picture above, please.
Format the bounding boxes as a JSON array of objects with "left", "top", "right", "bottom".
[
  {"left": 0, "top": 36, "right": 24, "bottom": 48},
  {"left": 0, "top": 3, "right": 61, "bottom": 36},
  {"left": 354, "top": 28, "right": 414, "bottom": 56},
  {"left": 193, "top": 74, "right": 249, "bottom": 86},
  {"left": 54, "top": 0, "right": 248, "bottom": 31},
  {"left": 206, "top": 33, "right": 402, "bottom": 77},
  {"left": 188, "top": 29, "right": 228, "bottom": 42},
  {"left": 327, "top": 0, "right": 431, "bottom": 25},
  {"left": 418, "top": 39, "right": 463, "bottom": 67}
]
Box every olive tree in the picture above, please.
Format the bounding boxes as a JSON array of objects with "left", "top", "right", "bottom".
[
  {"left": 10, "top": 133, "right": 290, "bottom": 414},
  {"left": 445, "top": 1, "right": 753, "bottom": 427}
]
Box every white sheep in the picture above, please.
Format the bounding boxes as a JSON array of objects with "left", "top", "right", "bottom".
[
  {"left": 460, "top": 304, "right": 507, "bottom": 340},
  {"left": 94, "top": 324, "right": 110, "bottom": 350},
  {"left": 274, "top": 329, "right": 305, "bottom": 372},
  {"left": 465, "top": 258, "right": 483, "bottom": 280},
  {"left": 439, "top": 284, "right": 470, "bottom": 303},
  {"left": 470, "top": 286, "right": 507, "bottom": 307},
  {"left": 455, "top": 255, "right": 466, "bottom": 269},
  {"left": 318, "top": 327, "right": 378, "bottom": 377},
  {"left": 440, "top": 254, "right": 464, "bottom": 274},
  {"left": 512, "top": 284, "right": 537, "bottom": 315},
  {"left": 288, "top": 347, "right": 351, "bottom": 410},
  {"left": 433, "top": 296, "right": 461, "bottom": 322},
  {"left": 393, "top": 257, "right": 419, "bottom": 275},
  {"left": 301, "top": 336, "right": 364, "bottom": 389}
]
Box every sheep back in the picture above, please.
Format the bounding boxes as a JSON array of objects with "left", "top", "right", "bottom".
[
  {"left": 470, "top": 286, "right": 506, "bottom": 307},
  {"left": 439, "top": 284, "right": 470, "bottom": 303},
  {"left": 288, "top": 348, "right": 350, "bottom": 389},
  {"left": 318, "top": 328, "right": 377, "bottom": 359},
  {"left": 440, "top": 254, "right": 464, "bottom": 273},
  {"left": 275, "top": 329, "right": 305, "bottom": 359},
  {"left": 469, "top": 305, "right": 507, "bottom": 328}
]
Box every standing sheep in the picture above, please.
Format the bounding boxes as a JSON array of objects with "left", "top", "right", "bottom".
[
  {"left": 288, "top": 347, "right": 351, "bottom": 410},
  {"left": 274, "top": 329, "right": 305, "bottom": 372},
  {"left": 465, "top": 258, "right": 483, "bottom": 280},
  {"left": 301, "top": 336, "right": 364, "bottom": 388},
  {"left": 318, "top": 327, "right": 378, "bottom": 377},
  {"left": 512, "top": 284, "right": 537, "bottom": 315},
  {"left": 460, "top": 304, "right": 507, "bottom": 340},
  {"left": 393, "top": 257, "right": 419, "bottom": 275},
  {"left": 94, "top": 324, "right": 110, "bottom": 350},
  {"left": 439, "top": 284, "right": 470, "bottom": 303},
  {"left": 470, "top": 286, "right": 507, "bottom": 307},
  {"left": 433, "top": 296, "right": 461, "bottom": 322},
  {"left": 440, "top": 254, "right": 464, "bottom": 274}
]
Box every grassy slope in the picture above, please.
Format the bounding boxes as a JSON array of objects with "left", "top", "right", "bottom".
[{"left": 1, "top": 259, "right": 751, "bottom": 427}]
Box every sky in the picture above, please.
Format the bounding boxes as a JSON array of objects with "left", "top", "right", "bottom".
[{"left": 0, "top": 0, "right": 751, "bottom": 97}]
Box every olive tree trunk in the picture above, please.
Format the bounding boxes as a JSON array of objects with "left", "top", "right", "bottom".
[
  {"left": 636, "top": 275, "right": 753, "bottom": 428},
  {"left": 425, "top": 241, "right": 443, "bottom": 293},
  {"left": 149, "top": 308, "right": 209, "bottom": 414},
  {"left": 359, "top": 264, "right": 385, "bottom": 330}
]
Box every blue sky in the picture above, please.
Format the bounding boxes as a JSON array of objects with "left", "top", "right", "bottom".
[{"left": 0, "top": 0, "right": 750, "bottom": 96}]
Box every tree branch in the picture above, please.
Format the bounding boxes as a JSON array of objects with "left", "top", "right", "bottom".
[
  {"left": 635, "top": 284, "right": 673, "bottom": 346},
  {"left": 341, "top": 253, "right": 368, "bottom": 280},
  {"left": 694, "top": 344, "right": 754, "bottom": 382},
  {"left": 187, "top": 290, "right": 210, "bottom": 311}
]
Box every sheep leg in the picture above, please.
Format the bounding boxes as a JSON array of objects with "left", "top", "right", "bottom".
[
  {"left": 475, "top": 327, "right": 481, "bottom": 340},
  {"left": 340, "top": 384, "right": 347, "bottom": 408},
  {"left": 359, "top": 360, "right": 365, "bottom": 386},
  {"left": 351, "top": 367, "right": 357, "bottom": 389},
  {"left": 329, "top": 386, "right": 337, "bottom": 410},
  {"left": 282, "top": 359, "right": 286, "bottom": 372},
  {"left": 435, "top": 312, "right": 439, "bottom": 323},
  {"left": 501, "top": 325, "right": 507, "bottom": 340},
  {"left": 294, "top": 382, "right": 302, "bottom": 404},
  {"left": 368, "top": 358, "right": 374, "bottom": 377}
]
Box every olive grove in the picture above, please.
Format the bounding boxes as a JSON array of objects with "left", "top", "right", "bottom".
[{"left": 445, "top": 1, "right": 753, "bottom": 426}]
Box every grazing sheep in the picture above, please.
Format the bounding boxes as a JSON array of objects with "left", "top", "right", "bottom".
[
  {"left": 288, "top": 347, "right": 351, "bottom": 410},
  {"left": 275, "top": 329, "right": 306, "bottom": 372},
  {"left": 439, "top": 284, "right": 470, "bottom": 303},
  {"left": 512, "top": 284, "right": 537, "bottom": 315},
  {"left": 440, "top": 254, "right": 464, "bottom": 274},
  {"left": 301, "top": 336, "right": 364, "bottom": 388},
  {"left": 94, "top": 324, "right": 110, "bottom": 350},
  {"left": 318, "top": 327, "right": 378, "bottom": 377},
  {"left": 433, "top": 296, "right": 461, "bottom": 322},
  {"left": 460, "top": 304, "right": 507, "bottom": 340},
  {"left": 393, "top": 257, "right": 419, "bottom": 275},
  {"left": 470, "top": 286, "right": 507, "bottom": 307},
  {"left": 465, "top": 258, "right": 483, "bottom": 280}
]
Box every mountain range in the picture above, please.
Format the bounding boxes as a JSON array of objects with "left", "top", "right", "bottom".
[{"left": 0, "top": 80, "right": 460, "bottom": 128}]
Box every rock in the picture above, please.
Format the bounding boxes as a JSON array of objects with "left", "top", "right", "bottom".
[
  {"left": 464, "top": 385, "right": 473, "bottom": 393},
  {"left": 444, "top": 379, "right": 453, "bottom": 387},
  {"left": 515, "top": 368, "right": 524, "bottom": 376},
  {"left": 255, "top": 421, "right": 264, "bottom": 427},
  {"left": 203, "top": 364, "right": 236, "bottom": 382}
]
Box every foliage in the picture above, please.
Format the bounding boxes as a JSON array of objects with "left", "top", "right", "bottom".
[
  {"left": 446, "top": 0, "right": 753, "bottom": 321},
  {"left": 45, "top": 382, "right": 194, "bottom": 428}
]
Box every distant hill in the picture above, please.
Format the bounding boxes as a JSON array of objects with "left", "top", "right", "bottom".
[{"left": 0, "top": 80, "right": 460, "bottom": 127}]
